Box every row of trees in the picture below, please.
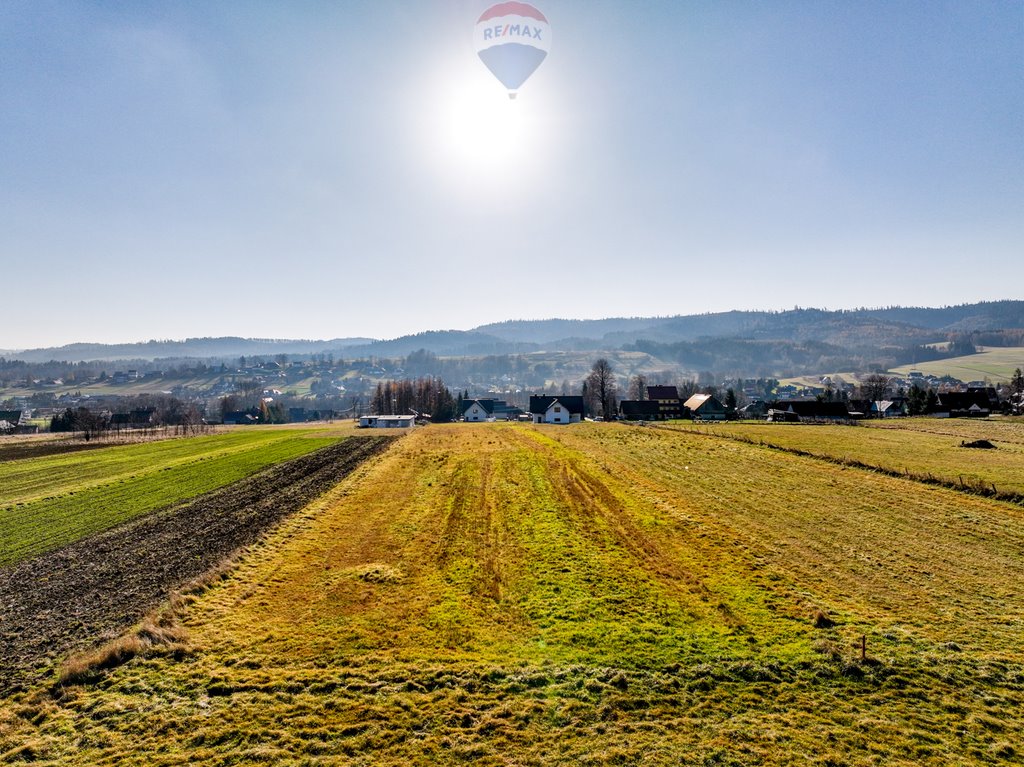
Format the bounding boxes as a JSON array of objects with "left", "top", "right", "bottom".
[
  {"left": 50, "top": 395, "right": 206, "bottom": 439},
  {"left": 371, "top": 378, "right": 459, "bottom": 422}
]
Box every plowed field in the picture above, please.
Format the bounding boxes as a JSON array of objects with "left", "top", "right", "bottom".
[
  {"left": 0, "top": 428, "right": 353, "bottom": 565},
  {"left": 0, "top": 436, "right": 392, "bottom": 695}
]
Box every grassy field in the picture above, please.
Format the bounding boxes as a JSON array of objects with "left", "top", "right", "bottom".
[
  {"left": 0, "top": 425, "right": 356, "bottom": 566},
  {"left": 668, "top": 417, "right": 1024, "bottom": 498},
  {"left": 889, "top": 347, "right": 1024, "bottom": 383},
  {"left": 0, "top": 373, "right": 225, "bottom": 398},
  {"left": 2, "top": 422, "right": 1021, "bottom": 765}
]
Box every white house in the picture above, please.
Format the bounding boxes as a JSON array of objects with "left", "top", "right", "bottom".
[
  {"left": 528, "top": 395, "right": 585, "bottom": 424},
  {"left": 463, "top": 400, "right": 496, "bottom": 422},
  {"left": 872, "top": 400, "right": 907, "bottom": 418}
]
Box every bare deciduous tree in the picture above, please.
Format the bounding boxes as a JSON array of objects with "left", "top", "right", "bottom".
[
  {"left": 627, "top": 374, "right": 647, "bottom": 400},
  {"left": 859, "top": 374, "right": 890, "bottom": 403},
  {"left": 587, "top": 358, "right": 618, "bottom": 419}
]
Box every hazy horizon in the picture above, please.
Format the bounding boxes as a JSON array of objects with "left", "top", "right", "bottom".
[
  {"left": 2, "top": 298, "right": 1022, "bottom": 353},
  {"left": 3, "top": 1, "right": 1021, "bottom": 349}
]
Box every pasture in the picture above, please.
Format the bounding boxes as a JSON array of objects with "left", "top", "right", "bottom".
[
  {"left": 889, "top": 346, "right": 1024, "bottom": 383},
  {"left": 1, "top": 422, "right": 1020, "bottom": 765}
]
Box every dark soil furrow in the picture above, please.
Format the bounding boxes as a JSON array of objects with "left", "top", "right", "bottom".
[{"left": 0, "top": 435, "right": 393, "bottom": 694}]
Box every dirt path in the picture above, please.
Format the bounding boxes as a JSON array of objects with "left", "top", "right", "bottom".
[{"left": 0, "top": 436, "right": 393, "bottom": 694}]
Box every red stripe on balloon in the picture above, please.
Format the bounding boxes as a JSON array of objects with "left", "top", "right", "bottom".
[{"left": 477, "top": 2, "right": 548, "bottom": 24}]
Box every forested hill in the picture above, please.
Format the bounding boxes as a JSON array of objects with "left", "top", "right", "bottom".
[
  {"left": 5, "top": 301, "right": 1022, "bottom": 363},
  {"left": 473, "top": 301, "right": 1024, "bottom": 347}
]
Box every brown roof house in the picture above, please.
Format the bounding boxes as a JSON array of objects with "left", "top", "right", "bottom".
[
  {"left": 683, "top": 394, "right": 727, "bottom": 421},
  {"left": 646, "top": 385, "right": 683, "bottom": 419}
]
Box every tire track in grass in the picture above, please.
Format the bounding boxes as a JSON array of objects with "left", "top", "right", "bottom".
[
  {"left": 507, "top": 427, "right": 747, "bottom": 661},
  {"left": 549, "top": 424, "right": 1024, "bottom": 659}
]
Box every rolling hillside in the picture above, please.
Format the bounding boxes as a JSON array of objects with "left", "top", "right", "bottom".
[
  {"left": 889, "top": 347, "right": 1024, "bottom": 383},
  {"left": 7, "top": 301, "right": 1022, "bottom": 363}
]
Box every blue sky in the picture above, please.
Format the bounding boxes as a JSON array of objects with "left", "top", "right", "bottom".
[{"left": 2, "top": 1, "right": 1021, "bottom": 348}]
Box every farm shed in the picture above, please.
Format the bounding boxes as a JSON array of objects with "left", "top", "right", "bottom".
[
  {"left": 682, "top": 394, "right": 727, "bottom": 421},
  {"left": 358, "top": 415, "right": 416, "bottom": 429},
  {"left": 529, "top": 395, "right": 585, "bottom": 424},
  {"left": 767, "top": 400, "right": 854, "bottom": 423},
  {"left": 618, "top": 400, "right": 661, "bottom": 421}
]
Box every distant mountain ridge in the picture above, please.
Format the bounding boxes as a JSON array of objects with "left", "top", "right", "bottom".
[
  {"left": 8, "top": 337, "right": 375, "bottom": 364},
  {"left": 473, "top": 302, "right": 1024, "bottom": 347},
  {"left": 6, "top": 301, "right": 1021, "bottom": 363}
]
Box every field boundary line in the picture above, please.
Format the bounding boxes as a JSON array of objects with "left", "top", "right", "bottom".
[
  {"left": 647, "top": 423, "right": 1024, "bottom": 508},
  {"left": 0, "top": 435, "right": 396, "bottom": 695}
]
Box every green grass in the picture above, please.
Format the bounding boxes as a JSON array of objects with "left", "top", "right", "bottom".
[
  {"left": 0, "top": 373, "right": 226, "bottom": 398},
  {"left": 2, "top": 423, "right": 1021, "bottom": 765},
  {"left": 0, "top": 428, "right": 346, "bottom": 566},
  {"left": 889, "top": 346, "right": 1024, "bottom": 382}
]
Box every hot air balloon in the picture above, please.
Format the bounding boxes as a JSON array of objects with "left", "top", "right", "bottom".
[{"left": 474, "top": 2, "right": 550, "bottom": 99}]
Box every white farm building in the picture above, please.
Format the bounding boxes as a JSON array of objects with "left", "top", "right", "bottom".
[{"left": 358, "top": 415, "right": 416, "bottom": 429}]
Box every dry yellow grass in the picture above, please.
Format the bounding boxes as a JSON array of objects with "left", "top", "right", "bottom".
[
  {"left": 1, "top": 423, "right": 1021, "bottom": 765},
  {"left": 671, "top": 417, "right": 1024, "bottom": 498}
]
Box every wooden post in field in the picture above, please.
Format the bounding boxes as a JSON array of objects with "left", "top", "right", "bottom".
[{"left": 861, "top": 635, "right": 866, "bottom": 661}]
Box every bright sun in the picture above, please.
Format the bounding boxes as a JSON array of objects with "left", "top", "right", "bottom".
[
  {"left": 418, "top": 60, "right": 551, "bottom": 194},
  {"left": 439, "top": 87, "right": 529, "bottom": 172}
]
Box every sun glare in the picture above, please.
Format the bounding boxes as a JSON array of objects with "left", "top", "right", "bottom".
[
  {"left": 441, "top": 89, "right": 528, "bottom": 170},
  {"left": 417, "top": 61, "right": 550, "bottom": 194}
]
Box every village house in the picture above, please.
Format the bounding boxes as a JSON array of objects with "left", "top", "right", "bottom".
[
  {"left": 223, "top": 410, "right": 260, "bottom": 425},
  {"left": 871, "top": 400, "right": 907, "bottom": 418},
  {"left": 933, "top": 390, "right": 995, "bottom": 418},
  {"left": 529, "top": 395, "right": 585, "bottom": 424},
  {"left": 682, "top": 393, "right": 727, "bottom": 421},
  {"left": 110, "top": 407, "right": 156, "bottom": 431},
  {"left": 0, "top": 410, "right": 39, "bottom": 435},
  {"left": 646, "top": 385, "right": 683, "bottom": 419},
  {"left": 738, "top": 400, "right": 769, "bottom": 419},
  {"left": 463, "top": 399, "right": 497, "bottom": 422},
  {"left": 0, "top": 410, "right": 22, "bottom": 434}
]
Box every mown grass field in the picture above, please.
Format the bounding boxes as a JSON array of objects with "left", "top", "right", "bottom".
[
  {"left": 0, "top": 425, "right": 356, "bottom": 566},
  {"left": 0, "top": 374, "right": 226, "bottom": 398},
  {"left": 2, "top": 422, "right": 1021, "bottom": 765},
  {"left": 889, "top": 347, "right": 1024, "bottom": 383},
  {"left": 669, "top": 417, "right": 1024, "bottom": 498}
]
